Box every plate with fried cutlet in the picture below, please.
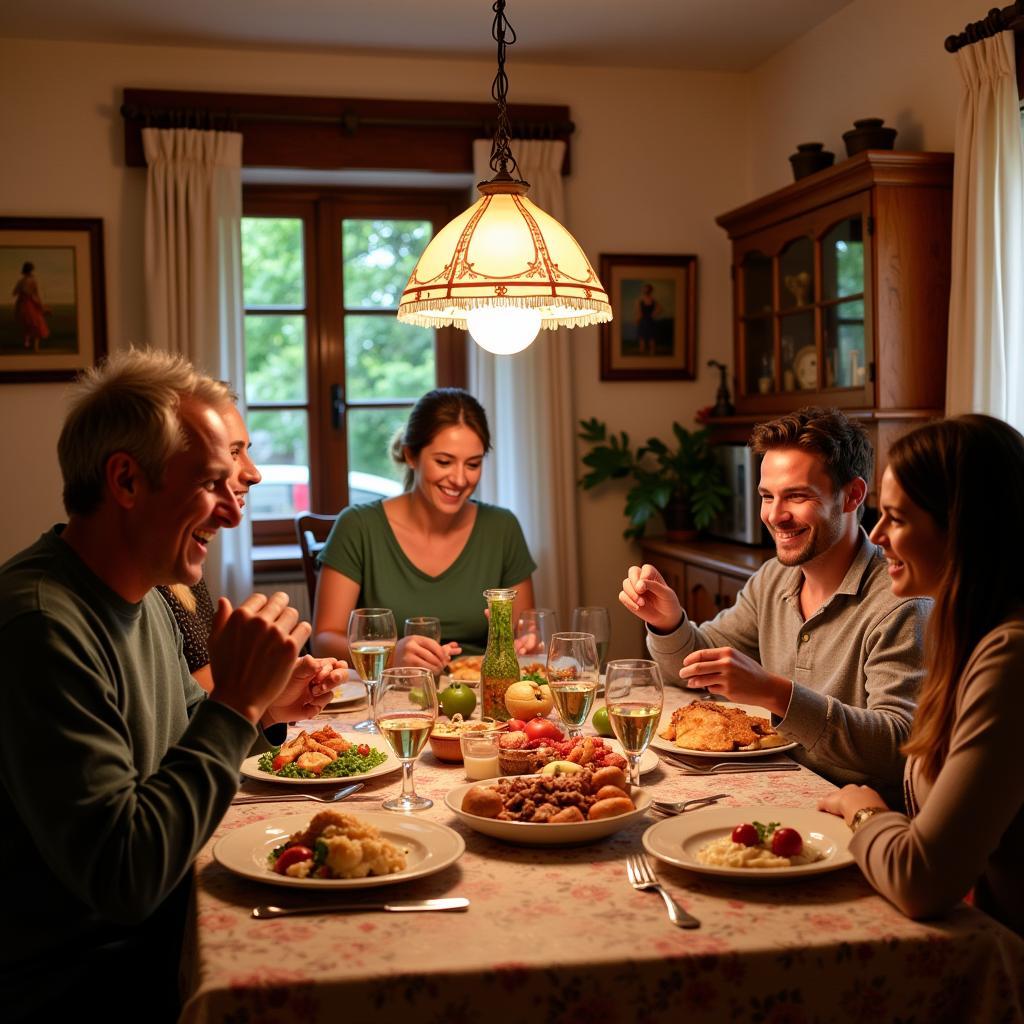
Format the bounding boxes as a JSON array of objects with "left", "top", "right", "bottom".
[{"left": 651, "top": 699, "right": 797, "bottom": 759}]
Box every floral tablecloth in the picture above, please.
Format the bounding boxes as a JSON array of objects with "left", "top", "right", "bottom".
[{"left": 179, "top": 698, "right": 1024, "bottom": 1024}]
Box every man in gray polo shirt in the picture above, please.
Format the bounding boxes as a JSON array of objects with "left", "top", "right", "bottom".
[{"left": 620, "top": 407, "right": 929, "bottom": 793}]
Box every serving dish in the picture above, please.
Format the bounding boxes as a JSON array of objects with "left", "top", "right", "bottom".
[
  {"left": 240, "top": 732, "right": 402, "bottom": 786},
  {"left": 444, "top": 777, "right": 652, "bottom": 845}
]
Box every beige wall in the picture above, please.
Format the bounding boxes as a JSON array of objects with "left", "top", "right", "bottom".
[{"left": 0, "top": 0, "right": 978, "bottom": 655}]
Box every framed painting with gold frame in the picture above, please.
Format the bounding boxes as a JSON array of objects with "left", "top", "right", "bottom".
[
  {"left": 599, "top": 253, "right": 697, "bottom": 381},
  {"left": 0, "top": 217, "right": 107, "bottom": 383}
]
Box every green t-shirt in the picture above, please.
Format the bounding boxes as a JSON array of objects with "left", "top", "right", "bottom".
[{"left": 318, "top": 499, "right": 537, "bottom": 655}]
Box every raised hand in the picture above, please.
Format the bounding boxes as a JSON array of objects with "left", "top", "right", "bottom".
[
  {"left": 263, "top": 655, "right": 347, "bottom": 726},
  {"left": 619, "top": 563, "right": 684, "bottom": 633},
  {"left": 208, "top": 592, "right": 311, "bottom": 725},
  {"left": 679, "top": 646, "right": 793, "bottom": 716}
]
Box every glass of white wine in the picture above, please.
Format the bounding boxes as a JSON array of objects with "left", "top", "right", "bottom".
[
  {"left": 571, "top": 607, "right": 611, "bottom": 672},
  {"left": 373, "top": 666, "right": 437, "bottom": 812},
  {"left": 604, "top": 659, "right": 664, "bottom": 788},
  {"left": 546, "top": 631, "right": 600, "bottom": 740},
  {"left": 348, "top": 608, "right": 397, "bottom": 734}
]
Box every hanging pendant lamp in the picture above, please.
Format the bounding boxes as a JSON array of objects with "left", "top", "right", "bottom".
[{"left": 396, "top": 0, "right": 612, "bottom": 355}]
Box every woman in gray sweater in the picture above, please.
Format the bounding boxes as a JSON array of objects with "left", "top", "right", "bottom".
[{"left": 820, "top": 414, "right": 1024, "bottom": 935}]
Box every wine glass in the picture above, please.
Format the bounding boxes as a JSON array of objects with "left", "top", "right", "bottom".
[
  {"left": 572, "top": 607, "right": 611, "bottom": 672},
  {"left": 347, "top": 608, "right": 397, "bottom": 733},
  {"left": 604, "top": 659, "right": 664, "bottom": 788},
  {"left": 546, "top": 631, "right": 600, "bottom": 740},
  {"left": 515, "top": 608, "right": 557, "bottom": 668},
  {"left": 373, "top": 666, "right": 437, "bottom": 812}
]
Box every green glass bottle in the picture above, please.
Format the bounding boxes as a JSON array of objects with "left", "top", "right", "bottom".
[{"left": 480, "top": 588, "right": 519, "bottom": 721}]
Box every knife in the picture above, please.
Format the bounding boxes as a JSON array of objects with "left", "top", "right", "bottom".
[
  {"left": 232, "top": 782, "right": 364, "bottom": 805},
  {"left": 252, "top": 897, "right": 469, "bottom": 918}
]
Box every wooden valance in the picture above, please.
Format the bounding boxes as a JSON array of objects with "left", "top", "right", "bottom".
[{"left": 121, "top": 88, "right": 573, "bottom": 174}]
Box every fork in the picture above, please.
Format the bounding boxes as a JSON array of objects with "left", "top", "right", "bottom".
[
  {"left": 232, "top": 782, "right": 364, "bottom": 805},
  {"left": 664, "top": 757, "right": 801, "bottom": 776},
  {"left": 626, "top": 853, "right": 700, "bottom": 928}
]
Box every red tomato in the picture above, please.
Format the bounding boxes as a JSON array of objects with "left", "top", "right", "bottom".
[
  {"left": 273, "top": 845, "right": 314, "bottom": 875},
  {"left": 731, "top": 823, "right": 759, "bottom": 847},
  {"left": 506, "top": 719, "right": 527, "bottom": 733},
  {"left": 771, "top": 828, "right": 803, "bottom": 858},
  {"left": 523, "top": 718, "right": 564, "bottom": 742},
  {"left": 271, "top": 754, "right": 290, "bottom": 772},
  {"left": 356, "top": 743, "right": 371, "bottom": 757}
]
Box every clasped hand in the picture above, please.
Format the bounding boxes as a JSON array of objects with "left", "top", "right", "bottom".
[
  {"left": 208, "top": 592, "right": 345, "bottom": 725},
  {"left": 679, "top": 646, "right": 791, "bottom": 714},
  {"left": 395, "top": 634, "right": 462, "bottom": 673}
]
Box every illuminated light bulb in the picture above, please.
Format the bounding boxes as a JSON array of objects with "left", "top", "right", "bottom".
[{"left": 466, "top": 306, "right": 542, "bottom": 355}]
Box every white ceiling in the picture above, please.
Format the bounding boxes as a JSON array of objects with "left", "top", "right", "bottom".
[{"left": 3, "top": 0, "right": 855, "bottom": 72}]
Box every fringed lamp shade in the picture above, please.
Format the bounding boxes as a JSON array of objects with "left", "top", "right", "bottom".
[{"left": 397, "top": 179, "right": 611, "bottom": 350}]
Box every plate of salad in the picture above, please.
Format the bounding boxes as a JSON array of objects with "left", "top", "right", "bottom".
[{"left": 240, "top": 726, "right": 401, "bottom": 785}]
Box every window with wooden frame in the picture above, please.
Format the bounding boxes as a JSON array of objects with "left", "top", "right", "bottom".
[{"left": 241, "top": 186, "right": 468, "bottom": 547}]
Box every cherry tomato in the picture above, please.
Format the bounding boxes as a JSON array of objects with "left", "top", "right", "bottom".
[
  {"left": 273, "top": 845, "right": 314, "bottom": 875},
  {"left": 356, "top": 743, "right": 371, "bottom": 757},
  {"left": 731, "top": 823, "right": 759, "bottom": 847},
  {"left": 771, "top": 827, "right": 803, "bottom": 858},
  {"left": 271, "top": 754, "right": 290, "bottom": 772},
  {"left": 506, "top": 719, "right": 527, "bottom": 733},
  {"left": 523, "top": 717, "right": 564, "bottom": 742}
]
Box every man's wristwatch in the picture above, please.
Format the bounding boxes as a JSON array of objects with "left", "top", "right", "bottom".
[{"left": 850, "top": 806, "right": 887, "bottom": 833}]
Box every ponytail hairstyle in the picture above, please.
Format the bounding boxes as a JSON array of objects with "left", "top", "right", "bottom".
[
  {"left": 891, "top": 415, "right": 1024, "bottom": 781},
  {"left": 390, "top": 388, "right": 491, "bottom": 490}
]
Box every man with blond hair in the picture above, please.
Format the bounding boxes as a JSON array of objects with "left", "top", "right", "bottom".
[
  {"left": 0, "top": 349, "right": 340, "bottom": 1021},
  {"left": 620, "top": 407, "right": 929, "bottom": 794}
]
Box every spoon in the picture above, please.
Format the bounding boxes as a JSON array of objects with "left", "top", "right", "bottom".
[{"left": 652, "top": 793, "right": 728, "bottom": 814}]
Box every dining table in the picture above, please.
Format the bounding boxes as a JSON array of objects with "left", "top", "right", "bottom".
[{"left": 178, "top": 689, "right": 1024, "bottom": 1024}]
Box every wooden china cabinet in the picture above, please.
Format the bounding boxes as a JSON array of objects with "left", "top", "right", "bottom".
[{"left": 640, "top": 151, "right": 954, "bottom": 625}]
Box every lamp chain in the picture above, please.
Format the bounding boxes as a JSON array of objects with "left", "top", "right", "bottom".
[{"left": 488, "top": 0, "right": 521, "bottom": 180}]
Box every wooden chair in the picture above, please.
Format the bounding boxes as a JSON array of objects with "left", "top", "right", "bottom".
[{"left": 294, "top": 512, "right": 337, "bottom": 614}]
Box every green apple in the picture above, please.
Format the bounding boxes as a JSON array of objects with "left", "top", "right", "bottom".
[
  {"left": 592, "top": 705, "right": 613, "bottom": 737},
  {"left": 439, "top": 682, "right": 477, "bottom": 720},
  {"left": 409, "top": 687, "right": 427, "bottom": 709}
]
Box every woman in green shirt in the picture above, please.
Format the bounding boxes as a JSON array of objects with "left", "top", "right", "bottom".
[{"left": 312, "top": 389, "right": 536, "bottom": 669}]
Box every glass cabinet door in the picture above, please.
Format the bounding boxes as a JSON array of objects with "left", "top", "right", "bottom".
[
  {"left": 821, "top": 218, "right": 867, "bottom": 389},
  {"left": 740, "top": 251, "right": 773, "bottom": 395}
]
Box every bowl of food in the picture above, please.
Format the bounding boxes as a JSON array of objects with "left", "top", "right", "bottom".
[
  {"left": 445, "top": 766, "right": 651, "bottom": 845},
  {"left": 428, "top": 715, "right": 505, "bottom": 763}
]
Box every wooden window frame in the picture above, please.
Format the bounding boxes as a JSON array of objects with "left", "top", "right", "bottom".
[{"left": 243, "top": 185, "right": 468, "bottom": 548}]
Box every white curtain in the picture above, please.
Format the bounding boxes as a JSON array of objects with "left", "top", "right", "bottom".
[
  {"left": 469, "top": 139, "right": 581, "bottom": 625},
  {"left": 143, "top": 127, "right": 251, "bottom": 603},
  {"left": 946, "top": 33, "right": 1024, "bottom": 433}
]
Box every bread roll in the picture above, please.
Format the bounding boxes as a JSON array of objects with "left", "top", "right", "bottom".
[
  {"left": 587, "top": 796, "right": 634, "bottom": 820},
  {"left": 595, "top": 785, "right": 630, "bottom": 802},
  {"left": 462, "top": 786, "right": 504, "bottom": 818},
  {"left": 591, "top": 766, "right": 628, "bottom": 792},
  {"left": 549, "top": 806, "right": 586, "bottom": 823}
]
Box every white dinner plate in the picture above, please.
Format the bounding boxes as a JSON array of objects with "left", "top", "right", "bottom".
[
  {"left": 327, "top": 681, "right": 367, "bottom": 707},
  {"left": 240, "top": 731, "right": 402, "bottom": 786},
  {"left": 650, "top": 700, "right": 798, "bottom": 759},
  {"left": 214, "top": 811, "right": 465, "bottom": 889},
  {"left": 445, "top": 777, "right": 652, "bottom": 845},
  {"left": 642, "top": 805, "right": 854, "bottom": 880}
]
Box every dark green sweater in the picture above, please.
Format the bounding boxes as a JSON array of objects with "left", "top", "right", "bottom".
[{"left": 0, "top": 529, "right": 257, "bottom": 999}]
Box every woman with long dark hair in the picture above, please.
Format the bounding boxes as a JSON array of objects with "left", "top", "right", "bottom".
[
  {"left": 312, "top": 388, "right": 536, "bottom": 670},
  {"left": 820, "top": 414, "right": 1024, "bottom": 933}
]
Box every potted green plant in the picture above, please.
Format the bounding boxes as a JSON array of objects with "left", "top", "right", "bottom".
[{"left": 577, "top": 418, "right": 732, "bottom": 539}]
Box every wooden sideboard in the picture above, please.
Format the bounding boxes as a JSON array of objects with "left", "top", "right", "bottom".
[{"left": 638, "top": 535, "right": 775, "bottom": 626}]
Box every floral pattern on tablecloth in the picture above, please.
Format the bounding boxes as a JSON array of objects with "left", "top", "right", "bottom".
[{"left": 179, "top": 702, "right": 1024, "bottom": 1024}]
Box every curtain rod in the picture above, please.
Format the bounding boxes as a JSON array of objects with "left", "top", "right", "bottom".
[
  {"left": 119, "top": 103, "right": 574, "bottom": 139},
  {"left": 944, "top": 1, "right": 1024, "bottom": 52}
]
